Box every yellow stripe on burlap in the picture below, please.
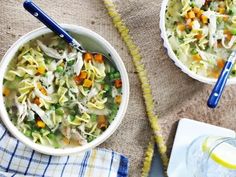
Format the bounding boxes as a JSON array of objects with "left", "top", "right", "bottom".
[
  {"left": 103, "top": 0, "right": 169, "bottom": 172},
  {"left": 141, "top": 137, "right": 155, "bottom": 177}
]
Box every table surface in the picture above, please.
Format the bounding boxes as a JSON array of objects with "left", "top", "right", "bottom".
[{"left": 150, "top": 147, "right": 165, "bottom": 177}]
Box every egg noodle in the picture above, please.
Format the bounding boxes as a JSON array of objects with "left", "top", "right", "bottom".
[
  {"left": 3, "top": 34, "right": 122, "bottom": 148},
  {"left": 166, "top": 0, "right": 236, "bottom": 78}
]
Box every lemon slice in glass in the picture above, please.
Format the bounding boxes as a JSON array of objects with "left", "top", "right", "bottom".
[{"left": 202, "top": 136, "right": 236, "bottom": 170}]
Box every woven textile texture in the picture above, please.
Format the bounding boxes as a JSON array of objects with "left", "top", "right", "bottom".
[
  {"left": 0, "top": 124, "right": 129, "bottom": 177},
  {"left": 0, "top": 0, "right": 152, "bottom": 176},
  {"left": 110, "top": 0, "right": 236, "bottom": 155}
]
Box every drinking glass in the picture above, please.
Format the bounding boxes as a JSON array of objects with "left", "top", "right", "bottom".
[{"left": 186, "top": 136, "right": 236, "bottom": 177}]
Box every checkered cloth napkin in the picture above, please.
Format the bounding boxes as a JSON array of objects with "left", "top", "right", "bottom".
[{"left": 0, "top": 124, "right": 128, "bottom": 177}]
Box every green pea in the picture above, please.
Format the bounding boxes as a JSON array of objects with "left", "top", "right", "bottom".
[
  {"left": 69, "top": 115, "right": 76, "bottom": 121},
  {"left": 55, "top": 108, "right": 64, "bottom": 115},
  {"left": 50, "top": 105, "right": 56, "bottom": 110},
  {"left": 110, "top": 67, "right": 115, "bottom": 73},
  {"left": 99, "top": 80, "right": 105, "bottom": 84},
  {"left": 190, "top": 2, "right": 195, "bottom": 7},
  {"left": 104, "top": 84, "right": 110, "bottom": 91},
  {"left": 231, "top": 29, "right": 236, "bottom": 35},
  {"left": 24, "top": 130, "right": 31, "bottom": 137},
  {"left": 191, "top": 48, "right": 198, "bottom": 55},
  {"left": 56, "top": 66, "right": 64, "bottom": 73},
  {"left": 83, "top": 87, "right": 89, "bottom": 91},
  {"left": 112, "top": 104, "right": 118, "bottom": 110},
  {"left": 87, "top": 136, "right": 96, "bottom": 142},
  {"left": 67, "top": 60, "right": 75, "bottom": 66},
  {"left": 48, "top": 134, "right": 60, "bottom": 148},
  {"left": 70, "top": 110, "right": 76, "bottom": 116},
  {"left": 114, "top": 72, "right": 120, "bottom": 79},
  {"left": 229, "top": 7, "right": 236, "bottom": 15},
  {"left": 44, "top": 72, "right": 48, "bottom": 77},
  {"left": 40, "top": 128, "right": 47, "bottom": 134},
  {"left": 108, "top": 112, "right": 117, "bottom": 123},
  {"left": 185, "top": 28, "right": 190, "bottom": 34},
  {"left": 45, "top": 56, "right": 52, "bottom": 64},
  {"left": 109, "top": 73, "right": 115, "bottom": 80},
  {"left": 232, "top": 71, "right": 236, "bottom": 76},
  {"left": 90, "top": 114, "right": 97, "bottom": 122},
  {"left": 54, "top": 104, "right": 60, "bottom": 109}
]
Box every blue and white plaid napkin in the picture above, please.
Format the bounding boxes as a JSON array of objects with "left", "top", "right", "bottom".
[{"left": 0, "top": 124, "right": 128, "bottom": 177}]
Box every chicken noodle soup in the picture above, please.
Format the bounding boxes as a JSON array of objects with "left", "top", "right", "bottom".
[
  {"left": 166, "top": 0, "right": 236, "bottom": 78},
  {"left": 3, "top": 34, "right": 122, "bottom": 148}
]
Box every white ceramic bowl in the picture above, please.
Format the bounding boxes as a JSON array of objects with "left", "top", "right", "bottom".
[
  {"left": 160, "top": 0, "right": 236, "bottom": 85},
  {"left": 0, "top": 24, "right": 129, "bottom": 156}
]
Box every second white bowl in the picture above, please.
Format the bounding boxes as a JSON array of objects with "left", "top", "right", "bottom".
[{"left": 160, "top": 0, "right": 236, "bottom": 85}]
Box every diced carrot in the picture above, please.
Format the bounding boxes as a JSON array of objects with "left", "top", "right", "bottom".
[
  {"left": 114, "top": 95, "right": 122, "bottom": 105},
  {"left": 218, "top": 7, "right": 225, "bottom": 14},
  {"left": 83, "top": 79, "right": 93, "bottom": 88},
  {"left": 184, "top": 12, "right": 189, "bottom": 19},
  {"left": 223, "top": 16, "right": 229, "bottom": 22},
  {"left": 33, "top": 97, "right": 41, "bottom": 106},
  {"left": 83, "top": 53, "right": 93, "bottom": 62},
  {"left": 189, "top": 21, "right": 195, "bottom": 29},
  {"left": 227, "top": 34, "right": 233, "bottom": 40},
  {"left": 210, "top": 70, "right": 220, "bottom": 78},
  {"left": 196, "top": 10, "right": 204, "bottom": 18},
  {"left": 217, "top": 59, "right": 225, "bottom": 69},
  {"left": 114, "top": 79, "right": 122, "bottom": 88},
  {"left": 74, "top": 71, "right": 88, "bottom": 85},
  {"left": 188, "top": 11, "right": 195, "bottom": 19},
  {"left": 40, "top": 87, "right": 47, "bottom": 96},
  {"left": 97, "top": 115, "right": 108, "bottom": 129},
  {"left": 63, "top": 137, "right": 70, "bottom": 144},
  {"left": 201, "top": 15, "right": 208, "bottom": 24},
  {"left": 186, "top": 19, "right": 193, "bottom": 29},
  {"left": 37, "top": 66, "right": 46, "bottom": 75},
  {"left": 186, "top": 18, "right": 192, "bottom": 25},
  {"left": 224, "top": 29, "right": 231, "bottom": 34},
  {"left": 193, "top": 7, "right": 200, "bottom": 14},
  {"left": 192, "top": 54, "right": 202, "bottom": 61},
  {"left": 79, "top": 71, "right": 87, "bottom": 79},
  {"left": 36, "top": 118, "right": 46, "bottom": 128},
  {"left": 94, "top": 54, "right": 104, "bottom": 63},
  {"left": 3, "top": 87, "right": 10, "bottom": 97},
  {"left": 195, "top": 33, "right": 203, "bottom": 40},
  {"left": 74, "top": 75, "right": 83, "bottom": 85},
  {"left": 177, "top": 24, "right": 186, "bottom": 31},
  {"left": 224, "top": 29, "right": 232, "bottom": 40}
]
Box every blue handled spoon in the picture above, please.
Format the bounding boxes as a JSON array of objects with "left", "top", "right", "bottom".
[
  {"left": 23, "top": 0, "right": 110, "bottom": 61},
  {"left": 207, "top": 51, "right": 236, "bottom": 108}
]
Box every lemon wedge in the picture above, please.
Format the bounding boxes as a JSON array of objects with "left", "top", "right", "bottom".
[{"left": 202, "top": 136, "right": 236, "bottom": 170}]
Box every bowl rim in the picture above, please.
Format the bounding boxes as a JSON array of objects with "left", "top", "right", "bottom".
[
  {"left": 0, "top": 24, "right": 130, "bottom": 156},
  {"left": 159, "top": 0, "right": 236, "bottom": 85}
]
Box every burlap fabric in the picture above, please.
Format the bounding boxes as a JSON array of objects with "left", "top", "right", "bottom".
[
  {"left": 110, "top": 0, "right": 236, "bottom": 154},
  {"left": 2, "top": 0, "right": 236, "bottom": 176},
  {"left": 0, "top": 0, "right": 153, "bottom": 176}
]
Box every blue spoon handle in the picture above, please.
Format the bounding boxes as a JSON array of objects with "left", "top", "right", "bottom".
[
  {"left": 23, "top": 0, "right": 85, "bottom": 52},
  {"left": 207, "top": 51, "right": 236, "bottom": 108}
]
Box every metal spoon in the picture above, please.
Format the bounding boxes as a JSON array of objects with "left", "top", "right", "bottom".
[
  {"left": 207, "top": 51, "right": 236, "bottom": 108},
  {"left": 23, "top": 0, "right": 111, "bottom": 62}
]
